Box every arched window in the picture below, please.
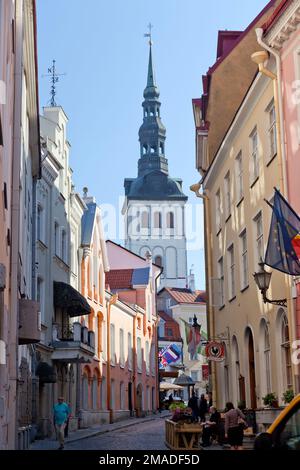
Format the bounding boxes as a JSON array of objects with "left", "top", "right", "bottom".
[
  {"left": 141, "top": 211, "right": 149, "bottom": 229},
  {"left": 61, "top": 229, "right": 66, "bottom": 262},
  {"left": 154, "top": 255, "right": 162, "bottom": 267},
  {"left": 54, "top": 222, "right": 59, "bottom": 256},
  {"left": 150, "top": 146, "right": 156, "bottom": 154},
  {"left": 167, "top": 212, "right": 174, "bottom": 229},
  {"left": 143, "top": 145, "right": 147, "bottom": 155},
  {"left": 120, "top": 382, "right": 125, "bottom": 409},
  {"left": 101, "top": 377, "right": 106, "bottom": 410},
  {"left": 37, "top": 204, "right": 43, "bottom": 242},
  {"left": 159, "top": 143, "right": 164, "bottom": 154},
  {"left": 154, "top": 212, "right": 162, "bottom": 229},
  {"left": 281, "top": 314, "right": 292, "bottom": 390},
  {"left": 264, "top": 322, "right": 271, "bottom": 394}
]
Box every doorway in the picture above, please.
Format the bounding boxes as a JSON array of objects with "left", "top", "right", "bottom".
[{"left": 247, "top": 329, "right": 257, "bottom": 409}]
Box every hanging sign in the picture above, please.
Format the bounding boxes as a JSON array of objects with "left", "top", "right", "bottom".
[{"left": 205, "top": 341, "right": 225, "bottom": 362}]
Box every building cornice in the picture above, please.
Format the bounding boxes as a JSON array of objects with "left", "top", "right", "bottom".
[{"left": 265, "top": 1, "right": 300, "bottom": 49}]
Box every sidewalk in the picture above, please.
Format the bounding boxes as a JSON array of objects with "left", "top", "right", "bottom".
[{"left": 30, "top": 411, "right": 171, "bottom": 450}]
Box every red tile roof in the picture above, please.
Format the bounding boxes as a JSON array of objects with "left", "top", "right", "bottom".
[
  {"left": 106, "top": 269, "right": 133, "bottom": 290},
  {"left": 263, "top": 0, "right": 291, "bottom": 32},
  {"left": 164, "top": 288, "right": 206, "bottom": 304},
  {"left": 158, "top": 311, "right": 181, "bottom": 340}
]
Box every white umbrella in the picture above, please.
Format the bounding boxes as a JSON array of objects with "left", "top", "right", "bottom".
[{"left": 159, "top": 382, "right": 184, "bottom": 391}]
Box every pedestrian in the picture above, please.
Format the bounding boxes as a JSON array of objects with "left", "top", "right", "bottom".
[
  {"left": 224, "top": 402, "right": 246, "bottom": 450},
  {"left": 199, "top": 394, "right": 208, "bottom": 422},
  {"left": 64, "top": 402, "right": 72, "bottom": 438},
  {"left": 168, "top": 393, "right": 174, "bottom": 406},
  {"left": 188, "top": 392, "right": 199, "bottom": 422},
  {"left": 208, "top": 392, "right": 213, "bottom": 408},
  {"left": 201, "top": 406, "right": 221, "bottom": 447},
  {"left": 53, "top": 396, "right": 69, "bottom": 450}
]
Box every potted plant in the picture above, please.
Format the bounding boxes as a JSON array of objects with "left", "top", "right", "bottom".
[
  {"left": 262, "top": 392, "right": 278, "bottom": 408},
  {"left": 282, "top": 389, "right": 294, "bottom": 404}
]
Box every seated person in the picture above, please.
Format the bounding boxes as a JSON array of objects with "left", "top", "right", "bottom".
[
  {"left": 171, "top": 407, "right": 184, "bottom": 422},
  {"left": 201, "top": 406, "right": 221, "bottom": 447}
]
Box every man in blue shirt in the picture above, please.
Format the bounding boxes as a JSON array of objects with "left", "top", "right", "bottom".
[{"left": 53, "top": 397, "right": 70, "bottom": 449}]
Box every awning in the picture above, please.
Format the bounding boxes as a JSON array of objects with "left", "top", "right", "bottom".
[{"left": 53, "top": 281, "right": 91, "bottom": 317}]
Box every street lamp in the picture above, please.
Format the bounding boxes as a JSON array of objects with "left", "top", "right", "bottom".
[{"left": 253, "top": 261, "right": 287, "bottom": 307}]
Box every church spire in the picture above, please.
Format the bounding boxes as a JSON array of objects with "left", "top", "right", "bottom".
[{"left": 138, "top": 34, "right": 168, "bottom": 177}]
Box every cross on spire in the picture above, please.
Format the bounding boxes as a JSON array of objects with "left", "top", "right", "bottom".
[
  {"left": 144, "top": 22, "right": 153, "bottom": 46},
  {"left": 43, "top": 60, "right": 66, "bottom": 107}
]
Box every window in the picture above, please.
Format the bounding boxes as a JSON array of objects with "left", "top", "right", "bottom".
[
  {"left": 166, "top": 328, "right": 173, "bottom": 337},
  {"left": 82, "top": 374, "right": 89, "bottom": 409},
  {"left": 281, "top": 315, "right": 292, "bottom": 390},
  {"left": 141, "top": 211, "right": 149, "bottom": 229},
  {"left": 92, "top": 376, "right": 97, "bottom": 409},
  {"left": 61, "top": 229, "right": 66, "bottom": 262},
  {"left": 215, "top": 189, "right": 221, "bottom": 232},
  {"left": 137, "top": 337, "right": 142, "bottom": 372},
  {"left": 191, "top": 371, "right": 199, "bottom": 382},
  {"left": 37, "top": 205, "right": 43, "bottom": 242},
  {"left": 167, "top": 212, "right": 174, "bottom": 229},
  {"left": 218, "top": 257, "right": 224, "bottom": 307},
  {"left": 154, "top": 255, "right": 162, "bottom": 267},
  {"left": 227, "top": 244, "right": 235, "bottom": 299},
  {"left": 254, "top": 212, "right": 264, "bottom": 266},
  {"left": 110, "top": 324, "right": 115, "bottom": 365},
  {"left": 267, "top": 100, "right": 277, "bottom": 159},
  {"left": 235, "top": 152, "right": 243, "bottom": 202},
  {"left": 224, "top": 172, "right": 231, "bottom": 219},
  {"left": 54, "top": 222, "right": 59, "bottom": 256},
  {"left": 128, "top": 332, "right": 133, "bottom": 369},
  {"left": 151, "top": 343, "right": 155, "bottom": 375},
  {"left": 37, "top": 277, "right": 44, "bottom": 324},
  {"left": 264, "top": 323, "right": 271, "bottom": 394},
  {"left": 120, "top": 329, "right": 124, "bottom": 367},
  {"left": 145, "top": 341, "right": 150, "bottom": 374},
  {"left": 154, "top": 212, "right": 162, "bottom": 229},
  {"left": 240, "top": 230, "right": 248, "bottom": 290},
  {"left": 250, "top": 127, "right": 259, "bottom": 182}
]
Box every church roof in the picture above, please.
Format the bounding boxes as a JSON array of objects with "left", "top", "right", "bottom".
[{"left": 124, "top": 171, "right": 187, "bottom": 201}]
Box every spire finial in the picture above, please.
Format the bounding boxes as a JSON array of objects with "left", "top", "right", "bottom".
[
  {"left": 42, "top": 60, "right": 66, "bottom": 107},
  {"left": 144, "top": 22, "right": 153, "bottom": 46}
]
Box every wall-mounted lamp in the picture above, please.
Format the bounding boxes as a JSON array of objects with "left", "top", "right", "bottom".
[{"left": 253, "top": 261, "right": 287, "bottom": 307}]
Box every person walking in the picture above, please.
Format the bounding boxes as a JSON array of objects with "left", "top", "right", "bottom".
[
  {"left": 224, "top": 402, "right": 246, "bottom": 450},
  {"left": 53, "top": 396, "right": 70, "bottom": 450},
  {"left": 188, "top": 392, "right": 199, "bottom": 422},
  {"left": 199, "top": 394, "right": 208, "bottom": 422}
]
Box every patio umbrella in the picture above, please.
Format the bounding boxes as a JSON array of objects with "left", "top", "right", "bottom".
[{"left": 159, "top": 382, "right": 184, "bottom": 391}]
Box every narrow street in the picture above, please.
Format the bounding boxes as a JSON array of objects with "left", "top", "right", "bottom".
[{"left": 66, "top": 419, "right": 167, "bottom": 450}]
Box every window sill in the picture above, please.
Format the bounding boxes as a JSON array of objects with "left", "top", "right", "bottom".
[
  {"left": 225, "top": 214, "right": 231, "bottom": 224},
  {"left": 137, "top": 369, "right": 142, "bottom": 374},
  {"left": 266, "top": 152, "right": 277, "bottom": 167},
  {"left": 250, "top": 176, "right": 259, "bottom": 189},
  {"left": 216, "top": 227, "right": 222, "bottom": 237},
  {"left": 229, "top": 295, "right": 236, "bottom": 303},
  {"left": 218, "top": 304, "right": 225, "bottom": 311},
  {"left": 53, "top": 255, "right": 70, "bottom": 270},
  {"left": 37, "top": 239, "right": 48, "bottom": 250},
  {"left": 236, "top": 196, "right": 244, "bottom": 208},
  {"left": 240, "top": 284, "right": 249, "bottom": 293}
]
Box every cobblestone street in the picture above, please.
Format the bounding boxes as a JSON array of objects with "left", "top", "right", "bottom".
[{"left": 66, "top": 418, "right": 167, "bottom": 450}]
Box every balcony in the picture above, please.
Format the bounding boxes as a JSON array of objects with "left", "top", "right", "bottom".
[
  {"left": 18, "top": 299, "right": 41, "bottom": 344},
  {"left": 51, "top": 322, "right": 95, "bottom": 363}
]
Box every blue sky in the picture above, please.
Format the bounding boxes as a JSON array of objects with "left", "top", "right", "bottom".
[{"left": 36, "top": 0, "right": 268, "bottom": 289}]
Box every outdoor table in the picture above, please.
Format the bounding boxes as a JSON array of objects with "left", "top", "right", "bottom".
[{"left": 165, "top": 419, "right": 203, "bottom": 450}]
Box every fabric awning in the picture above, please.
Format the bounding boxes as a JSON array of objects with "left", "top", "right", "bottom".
[{"left": 53, "top": 281, "right": 91, "bottom": 317}]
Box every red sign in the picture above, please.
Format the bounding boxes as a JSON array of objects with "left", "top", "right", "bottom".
[
  {"left": 205, "top": 341, "right": 225, "bottom": 362},
  {"left": 202, "top": 364, "right": 209, "bottom": 381}
]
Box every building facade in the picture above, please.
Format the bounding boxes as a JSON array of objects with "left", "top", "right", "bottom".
[
  {"left": 123, "top": 42, "right": 188, "bottom": 289},
  {"left": 192, "top": 0, "right": 297, "bottom": 411}
]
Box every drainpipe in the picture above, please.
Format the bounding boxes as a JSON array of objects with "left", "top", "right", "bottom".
[
  {"left": 106, "top": 294, "right": 118, "bottom": 423},
  {"left": 189, "top": 184, "right": 217, "bottom": 406},
  {"left": 252, "top": 29, "right": 298, "bottom": 393}
]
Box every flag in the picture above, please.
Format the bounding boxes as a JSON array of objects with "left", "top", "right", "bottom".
[
  {"left": 180, "top": 318, "right": 201, "bottom": 359},
  {"left": 265, "top": 188, "right": 300, "bottom": 275}
]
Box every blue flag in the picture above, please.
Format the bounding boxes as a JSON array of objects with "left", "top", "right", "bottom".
[{"left": 265, "top": 188, "right": 300, "bottom": 275}]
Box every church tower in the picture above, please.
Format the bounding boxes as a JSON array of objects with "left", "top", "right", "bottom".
[{"left": 123, "top": 39, "right": 188, "bottom": 288}]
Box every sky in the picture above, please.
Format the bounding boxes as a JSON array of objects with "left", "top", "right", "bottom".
[{"left": 36, "top": 0, "right": 268, "bottom": 289}]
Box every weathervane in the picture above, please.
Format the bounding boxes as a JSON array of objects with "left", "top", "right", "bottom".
[
  {"left": 144, "top": 22, "right": 153, "bottom": 46},
  {"left": 42, "top": 60, "right": 66, "bottom": 107}
]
